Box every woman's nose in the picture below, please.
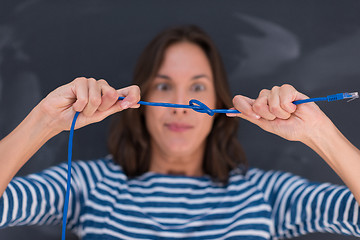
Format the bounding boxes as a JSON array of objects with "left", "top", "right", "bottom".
[
  {"left": 172, "top": 108, "right": 188, "bottom": 115},
  {"left": 172, "top": 91, "right": 188, "bottom": 115}
]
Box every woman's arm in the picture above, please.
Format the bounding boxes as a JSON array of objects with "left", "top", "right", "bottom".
[
  {"left": 247, "top": 168, "right": 360, "bottom": 238},
  {"left": 0, "top": 106, "right": 58, "bottom": 198},
  {"left": 0, "top": 77, "right": 140, "bottom": 197},
  {"left": 230, "top": 84, "right": 360, "bottom": 204},
  {"left": 303, "top": 119, "right": 360, "bottom": 203}
]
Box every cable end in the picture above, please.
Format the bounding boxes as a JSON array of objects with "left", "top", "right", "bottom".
[
  {"left": 344, "top": 92, "right": 359, "bottom": 102},
  {"left": 326, "top": 92, "right": 359, "bottom": 102}
]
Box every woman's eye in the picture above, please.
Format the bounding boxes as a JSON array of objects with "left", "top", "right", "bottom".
[
  {"left": 155, "top": 83, "right": 171, "bottom": 91},
  {"left": 191, "top": 83, "right": 206, "bottom": 92}
]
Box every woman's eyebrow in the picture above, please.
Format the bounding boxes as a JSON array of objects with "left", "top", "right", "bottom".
[
  {"left": 192, "top": 74, "right": 211, "bottom": 81},
  {"left": 156, "top": 74, "right": 172, "bottom": 80},
  {"left": 155, "top": 74, "right": 211, "bottom": 80}
]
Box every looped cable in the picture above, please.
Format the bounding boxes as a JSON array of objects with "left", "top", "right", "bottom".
[
  {"left": 117, "top": 96, "right": 235, "bottom": 115},
  {"left": 189, "top": 99, "right": 214, "bottom": 116}
]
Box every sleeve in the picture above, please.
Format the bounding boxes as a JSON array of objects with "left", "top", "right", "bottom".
[
  {"left": 247, "top": 168, "right": 360, "bottom": 239},
  {"left": 0, "top": 159, "right": 105, "bottom": 234}
]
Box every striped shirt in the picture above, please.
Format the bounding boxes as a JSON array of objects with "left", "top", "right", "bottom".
[{"left": 1, "top": 157, "right": 359, "bottom": 239}]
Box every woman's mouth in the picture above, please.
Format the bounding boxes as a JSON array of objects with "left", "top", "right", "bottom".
[{"left": 164, "top": 123, "right": 194, "bottom": 132}]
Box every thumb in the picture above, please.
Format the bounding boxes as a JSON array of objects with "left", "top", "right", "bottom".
[{"left": 227, "top": 95, "right": 260, "bottom": 121}]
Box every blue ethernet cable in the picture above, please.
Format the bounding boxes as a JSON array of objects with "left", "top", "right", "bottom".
[
  {"left": 117, "top": 92, "right": 359, "bottom": 115},
  {"left": 292, "top": 92, "right": 359, "bottom": 105},
  {"left": 61, "top": 91, "right": 358, "bottom": 240},
  {"left": 116, "top": 97, "right": 241, "bottom": 116},
  {"left": 61, "top": 111, "right": 79, "bottom": 240}
]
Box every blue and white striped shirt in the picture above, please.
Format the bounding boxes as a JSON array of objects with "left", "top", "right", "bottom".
[{"left": 1, "top": 157, "right": 360, "bottom": 239}]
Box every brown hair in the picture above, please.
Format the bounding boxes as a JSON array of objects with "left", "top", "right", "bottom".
[{"left": 108, "top": 25, "right": 247, "bottom": 183}]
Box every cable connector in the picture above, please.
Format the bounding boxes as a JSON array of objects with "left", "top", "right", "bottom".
[
  {"left": 344, "top": 92, "right": 359, "bottom": 102},
  {"left": 326, "top": 92, "right": 359, "bottom": 102}
]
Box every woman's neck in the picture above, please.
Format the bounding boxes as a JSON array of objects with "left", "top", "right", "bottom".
[{"left": 149, "top": 143, "right": 205, "bottom": 177}]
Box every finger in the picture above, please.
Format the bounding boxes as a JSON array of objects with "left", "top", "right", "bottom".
[
  {"left": 117, "top": 85, "right": 141, "bottom": 109},
  {"left": 268, "top": 86, "right": 291, "bottom": 119},
  {"left": 279, "top": 84, "right": 298, "bottom": 113},
  {"left": 226, "top": 107, "right": 239, "bottom": 117},
  {"left": 252, "top": 89, "right": 276, "bottom": 120},
  {"left": 228, "top": 95, "right": 260, "bottom": 120},
  {"left": 86, "top": 101, "right": 127, "bottom": 123},
  {"left": 82, "top": 78, "right": 101, "bottom": 116},
  {"left": 97, "top": 79, "right": 119, "bottom": 112},
  {"left": 293, "top": 91, "right": 310, "bottom": 102},
  {"left": 72, "top": 77, "right": 89, "bottom": 112}
]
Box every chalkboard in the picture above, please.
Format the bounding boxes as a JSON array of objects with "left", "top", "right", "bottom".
[{"left": 0, "top": 0, "right": 359, "bottom": 239}]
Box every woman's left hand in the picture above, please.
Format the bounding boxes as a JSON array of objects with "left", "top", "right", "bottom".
[{"left": 228, "top": 84, "right": 332, "bottom": 143}]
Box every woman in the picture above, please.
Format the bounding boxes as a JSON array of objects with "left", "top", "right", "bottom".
[{"left": 0, "top": 25, "right": 359, "bottom": 239}]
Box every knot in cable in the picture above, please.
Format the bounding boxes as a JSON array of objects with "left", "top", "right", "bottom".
[{"left": 189, "top": 99, "right": 214, "bottom": 116}]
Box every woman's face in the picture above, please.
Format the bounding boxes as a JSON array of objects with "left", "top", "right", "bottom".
[{"left": 145, "top": 41, "right": 216, "bottom": 159}]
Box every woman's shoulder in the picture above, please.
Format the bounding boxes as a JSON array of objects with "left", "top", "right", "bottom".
[
  {"left": 229, "top": 166, "right": 306, "bottom": 187},
  {"left": 245, "top": 167, "right": 297, "bottom": 180},
  {"left": 68, "top": 155, "right": 127, "bottom": 182},
  {"left": 73, "top": 155, "right": 120, "bottom": 170}
]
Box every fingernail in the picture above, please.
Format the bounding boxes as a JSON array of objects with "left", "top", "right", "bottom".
[
  {"left": 254, "top": 114, "right": 260, "bottom": 119},
  {"left": 227, "top": 113, "right": 237, "bottom": 117},
  {"left": 121, "top": 101, "right": 130, "bottom": 109}
]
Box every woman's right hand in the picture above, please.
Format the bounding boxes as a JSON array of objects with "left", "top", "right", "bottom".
[{"left": 38, "top": 77, "right": 141, "bottom": 134}]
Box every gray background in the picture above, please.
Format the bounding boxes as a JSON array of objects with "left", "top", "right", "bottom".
[{"left": 0, "top": 0, "right": 359, "bottom": 239}]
